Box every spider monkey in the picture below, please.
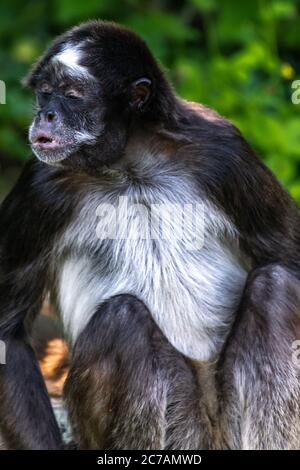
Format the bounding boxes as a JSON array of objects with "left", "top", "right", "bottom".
[{"left": 0, "top": 20, "right": 300, "bottom": 449}]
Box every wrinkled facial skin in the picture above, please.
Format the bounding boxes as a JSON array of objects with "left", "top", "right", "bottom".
[{"left": 29, "top": 60, "right": 104, "bottom": 165}]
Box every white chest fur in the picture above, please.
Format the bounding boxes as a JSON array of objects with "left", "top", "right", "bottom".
[{"left": 56, "top": 171, "right": 248, "bottom": 361}]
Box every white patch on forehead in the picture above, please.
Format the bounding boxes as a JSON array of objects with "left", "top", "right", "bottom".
[{"left": 53, "top": 44, "right": 92, "bottom": 78}]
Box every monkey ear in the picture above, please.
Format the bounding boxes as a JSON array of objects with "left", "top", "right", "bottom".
[{"left": 129, "top": 78, "right": 152, "bottom": 111}]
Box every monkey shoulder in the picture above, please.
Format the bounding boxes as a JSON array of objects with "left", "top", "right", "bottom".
[{"left": 0, "top": 159, "right": 77, "bottom": 265}]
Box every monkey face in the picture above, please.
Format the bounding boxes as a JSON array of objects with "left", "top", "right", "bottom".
[
  {"left": 27, "top": 42, "right": 110, "bottom": 166},
  {"left": 24, "top": 22, "right": 155, "bottom": 168},
  {"left": 28, "top": 68, "right": 101, "bottom": 164}
]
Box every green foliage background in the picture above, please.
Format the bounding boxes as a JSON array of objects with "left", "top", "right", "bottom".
[{"left": 0, "top": 0, "right": 300, "bottom": 201}]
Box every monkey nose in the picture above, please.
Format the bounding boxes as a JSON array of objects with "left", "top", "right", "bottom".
[
  {"left": 38, "top": 110, "right": 57, "bottom": 124},
  {"left": 46, "top": 111, "right": 57, "bottom": 123}
]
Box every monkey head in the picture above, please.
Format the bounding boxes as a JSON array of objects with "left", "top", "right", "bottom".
[{"left": 25, "top": 21, "right": 173, "bottom": 170}]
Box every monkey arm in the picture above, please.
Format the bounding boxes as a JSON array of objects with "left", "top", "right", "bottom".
[
  {"left": 0, "top": 160, "right": 62, "bottom": 449},
  {"left": 217, "top": 264, "right": 300, "bottom": 449}
]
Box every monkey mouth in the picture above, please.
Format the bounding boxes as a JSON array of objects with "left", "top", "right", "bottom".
[
  {"left": 30, "top": 131, "right": 77, "bottom": 163},
  {"left": 31, "top": 133, "right": 64, "bottom": 151}
]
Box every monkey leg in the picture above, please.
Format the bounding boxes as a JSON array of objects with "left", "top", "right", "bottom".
[
  {"left": 218, "top": 264, "right": 300, "bottom": 449},
  {"left": 64, "top": 294, "right": 211, "bottom": 450}
]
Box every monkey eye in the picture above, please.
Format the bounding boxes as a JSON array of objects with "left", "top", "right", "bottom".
[
  {"left": 64, "top": 89, "right": 83, "bottom": 99},
  {"left": 38, "top": 83, "right": 53, "bottom": 95}
]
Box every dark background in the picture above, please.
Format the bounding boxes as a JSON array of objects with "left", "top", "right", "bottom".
[{"left": 0, "top": 0, "right": 300, "bottom": 201}]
